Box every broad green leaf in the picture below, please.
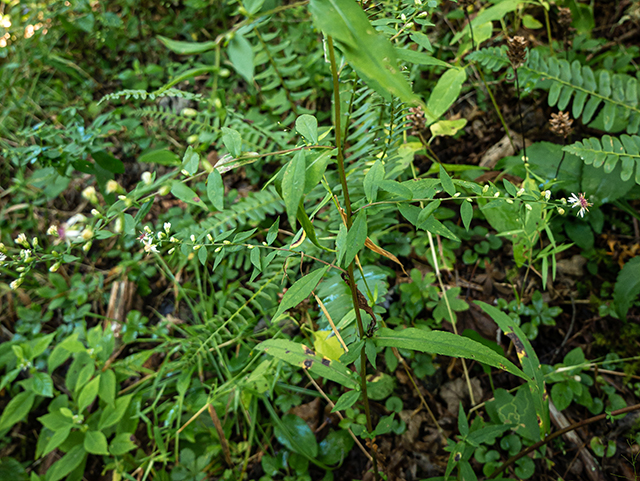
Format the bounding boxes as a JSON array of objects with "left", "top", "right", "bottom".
[
  {"left": 99, "top": 369, "right": 116, "bottom": 407},
  {"left": 207, "top": 170, "right": 224, "bottom": 211},
  {"left": 256, "top": 339, "right": 358, "bottom": 388},
  {"left": 84, "top": 431, "right": 109, "bottom": 455},
  {"left": 332, "top": 390, "right": 360, "bottom": 412},
  {"left": 426, "top": 68, "right": 467, "bottom": 125},
  {"left": 46, "top": 444, "right": 87, "bottom": 481},
  {"left": 221, "top": 127, "right": 242, "bottom": 158},
  {"left": 181, "top": 146, "right": 199, "bottom": 175},
  {"left": 614, "top": 256, "right": 640, "bottom": 319},
  {"left": 417, "top": 200, "right": 441, "bottom": 225},
  {"left": 272, "top": 266, "right": 330, "bottom": 321},
  {"left": 78, "top": 375, "right": 100, "bottom": 412},
  {"left": 32, "top": 372, "right": 53, "bottom": 398},
  {"left": 343, "top": 211, "right": 367, "bottom": 267},
  {"left": 460, "top": 200, "right": 473, "bottom": 231},
  {"left": 374, "top": 327, "right": 527, "bottom": 380},
  {"left": 439, "top": 164, "right": 456, "bottom": 196},
  {"left": 138, "top": 149, "right": 180, "bottom": 166},
  {"left": 171, "top": 181, "right": 206, "bottom": 209},
  {"left": 43, "top": 426, "right": 72, "bottom": 457},
  {"left": 395, "top": 47, "right": 452, "bottom": 69},
  {"left": 430, "top": 119, "right": 467, "bottom": 137},
  {"left": 0, "top": 391, "right": 36, "bottom": 431},
  {"left": 308, "top": 0, "right": 420, "bottom": 105},
  {"left": 450, "top": 0, "right": 523, "bottom": 44},
  {"left": 92, "top": 151, "right": 124, "bottom": 174},
  {"left": 318, "top": 430, "right": 354, "bottom": 465},
  {"left": 363, "top": 160, "right": 384, "bottom": 204},
  {"left": 282, "top": 150, "right": 307, "bottom": 230},
  {"left": 157, "top": 35, "right": 216, "bottom": 54},
  {"left": 109, "top": 433, "right": 137, "bottom": 456},
  {"left": 475, "top": 301, "right": 549, "bottom": 439},
  {"left": 275, "top": 414, "right": 319, "bottom": 457},
  {"left": 99, "top": 394, "right": 133, "bottom": 430},
  {"left": 296, "top": 115, "right": 318, "bottom": 144},
  {"left": 227, "top": 34, "right": 254, "bottom": 83}
]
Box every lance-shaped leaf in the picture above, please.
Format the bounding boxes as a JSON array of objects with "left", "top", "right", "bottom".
[
  {"left": 256, "top": 339, "right": 358, "bottom": 388},
  {"left": 374, "top": 327, "right": 527, "bottom": 380},
  {"left": 308, "top": 0, "right": 420, "bottom": 106},
  {"left": 272, "top": 266, "right": 330, "bottom": 321},
  {"left": 157, "top": 35, "right": 217, "bottom": 55},
  {"left": 475, "top": 301, "right": 549, "bottom": 439}
]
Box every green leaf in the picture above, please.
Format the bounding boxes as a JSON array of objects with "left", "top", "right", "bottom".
[
  {"left": 282, "top": 150, "right": 307, "bottom": 230},
  {"left": 109, "top": 433, "right": 137, "bottom": 456},
  {"left": 99, "top": 370, "right": 116, "bottom": 407},
  {"left": 460, "top": 200, "right": 473, "bottom": 231},
  {"left": 417, "top": 200, "right": 441, "bottom": 225},
  {"left": 419, "top": 216, "right": 460, "bottom": 241},
  {"left": 0, "top": 391, "right": 36, "bottom": 431},
  {"left": 374, "top": 328, "right": 527, "bottom": 380},
  {"left": 78, "top": 375, "right": 100, "bottom": 412},
  {"left": 308, "top": 0, "right": 419, "bottom": 105},
  {"left": 98, "top": 394, "right": 133, "bottom": 430},
  {"left": 221, "top": 127, "right": 242, "bottom": 158},
  {"left": 181, "top": 146, "right": 199, "bottom": 175},
  {"left": 46, "top": 444, "right": 87, "bottom": 481},
  {"left": 227, "top": 34, "right": 254, "bottom": 83},
  {"left": 274, "top": 414, "right": 318, "bottom": 458},
  {"left": 551, "top": 383, "right": 572, "bottom": 411},
  {"left": 138, "top": 149, "right": 180, "bottom": 166},
  {"left": 614, "top": 256, "right": 640, "bottom": 319},
  {"left": 296, "top": 115, "right": 318, "bottom": 144},
  {"left": 332, "top": 390, "right": 360, "bottom": 412},
  {"left": 272, "top": 266, "right": 330, "bottom": 322},
  {"left": 364, "top": 160, "right": 385, "bottom": 203},
  {"left": 343, "top": 211, "right": 367, "bottom": 267},
  {"left": 430, "top": 119, "right": 467, "bottom": 137},
  {"left": 395, "top": 47, "right": 451, "bottom": 69},
  {"left": 92, "top": 151, "right": 124, "bottom": 174},
  {"left": 425, "top": 68, "right": 467, "bottom": 125},
  {"left": 157, "top": 35, "right": 216, "bottom": 54},
  {"left": 439, "top": 164, "right": 456, "bottom": 197},
  {"left": 522, "top": 14, "right": 543, "bottom": 29},
  {"left": 207, "top": 170, "right": 224, "bottom": 211},
  {"left": 318, "top": 430, "right": 354, "bottom": 465},
  {"left": 171, "top": 181, "right": 206, "bottom": 209},
  {"left": 256, "top": 339, "right": 358, "bottom": 388},
  {"left": 32, "top": 372, "right": 53, "bottom": 398},
  {"left": 84, "top": 431, "right": 109, "bottom": 455},
  {"left": 475, "top": 301, "right": 549, "bottom": 439}
]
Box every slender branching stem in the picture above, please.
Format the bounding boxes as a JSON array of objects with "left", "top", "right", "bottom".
[
  {"left": 513, "top": 67, "right": 528, "bottom": 165},
  {"left": 327, "top": 35, "right": 379, "bottom": 480},
  {"left": 489, "top": 402, "right": 640, "bottom": 479}
]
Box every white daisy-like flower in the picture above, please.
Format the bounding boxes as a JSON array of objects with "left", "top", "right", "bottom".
[
  {"left": 15, "top": 233, "right": 29, "bottom": 247},
  {"left": 164, "top": 222, "right": 171, "bottom": 234},
  {"left": 568, "top": 193, "right": 593, "bottom": 218}
]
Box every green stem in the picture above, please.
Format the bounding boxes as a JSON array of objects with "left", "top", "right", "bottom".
[
  {"left": 476, "top": 67, "right": 516, "bottom": 152},
  {"left": 327, "top": 35, "right": 379, "bottom": 480}
]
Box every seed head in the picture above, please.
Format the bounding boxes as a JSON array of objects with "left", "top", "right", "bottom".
[
  {"left": 407, "top": 106, "right": 426, "bottom": 135},
  {"left": 557, "top": 7, "right": 572, "bottom": 30},
  {"left": 506, "top": 36, "right": 528, "bottom": 69},
  {"left": 549, "top": 111, "right": 573, "bottom": 138}
]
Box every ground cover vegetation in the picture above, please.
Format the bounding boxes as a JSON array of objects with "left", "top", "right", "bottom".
[{"left": 1, "top": 0, "right": 640, "bottom": 480}]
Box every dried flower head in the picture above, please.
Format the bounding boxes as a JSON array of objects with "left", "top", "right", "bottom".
[
  {"left": 549, "top": 111, "right": 573, "bottom": 138},
  {"left": 407, "top": 106, "right": 426, "bottom": 135},
  {"left": 558, "top": 7, "right": 572, "bottom": 30},
  {"left": 506, "top": 36, "right": 528, "bottom": 69}
]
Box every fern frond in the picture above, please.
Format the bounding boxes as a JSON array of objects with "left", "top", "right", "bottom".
[
  {"left": 467, "top": 46, "right": 510, "bottom": 72},
  {"left": 564, "top": 134, "right": 640, "bottom": 184},
  {"left": 524, "top": 49, "right": 640, "bottom": 133},
  {"left": 98, "top": 88, "right": 204, "bottom": 105}
]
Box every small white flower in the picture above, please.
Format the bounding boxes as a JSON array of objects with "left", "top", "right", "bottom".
[
  {"left": 482, "top": 184, "right": 489, "bottom": 193},
  {"left": 0, "top": 253, "right": 7, "bottom": 265},
  {"left": 106, "top": 180, "right": 120, "bottom": 194},
  {"left": 193, "top": 245, "right": 201, "bottom": 251},
  {"left": 525, "top": 203, "right": 532, "bottom": 211},
  {"left": 31, "top": 237, "right": 38, "bottom": 248},
  {"left": 67, "top": 214, "right": 86, "bottom": 226},
  {"left": 164, "top": 222, "right": 171, "bottom": 234},
  {"left": 81, "top": 228, "right": 93, "bottom": 241},
  {"left": 82, "top": 186, "right": 98, "bottom": 204},
  {"left": 10, "top": 278, "right": 23, "bottom": 290},
  {"left": 20, "top": 249, "right": 31, "bottom": 260},
  {"left": 114, "top": 217, "right": 123, "bottom": 233},
  {"left": 82, "top": 241, "right": 92, "bottom": 252},
  {"left": 144, "top": 225, "right": 153, "bottom": 235},
  {"left": 207, "top": 234, "right": 213, "bottom": 242},
  {"left": 15, "top": 233, "right": 29, "bottom": 247},
  {"left": 47, "top": 225, "right": 58, "bottom": 236},
  {"left": 214, "top": 247, "right": 222, "bottom": 253},
  {"left": 543, "top": 190, "right": 551, "bottom": 201},
  {"left": 453, "top": 192, "right": 461, "bottom": 198},
  {"left": 170, "top": 237, "right": 179, "bottom": 243},
  {"left": 144, "top": 242, "right": 159, "bottom": 254},
  {"left": 190, "top": 234, "right": 196, "bottom": 242},
  {"left": 49, "top": 262, "right": 61, "bottom": 272},
  {"left": 181, "top": 169, "right": 190, "bottom": 177},
  {"left": 118, "top": 195, "right": 127, "bottom": 201},
  {"left": 141, "top": 171, "right": 152, "bottom": 185},
  {"left": 557, "top": 207, "right": 565, "bottom": 215},
  {"left": 568, "top": 192, "right": 593, "bottom": 218},
  {"left": 494, "top": 192, "right": 500, "bottom": 197},
  {"left": 91, "top": 209, "right": 101, "bottom": 217},
  {"left": 168, "top": 248, "right": 175, "bottom": 254},
  {"left": 506, "top": 199, "right": 514, "bottom": 204},
  {"left": 516, "top": 188, "right": 525, "bottom": 197}
]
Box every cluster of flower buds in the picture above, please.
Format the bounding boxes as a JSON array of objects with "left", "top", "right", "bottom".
[
  {"left": 549, "top": 111, "right": 573, "bottom": 138},
  {"left": 138, "top": 222, "right": 172, "bottom": 256}
]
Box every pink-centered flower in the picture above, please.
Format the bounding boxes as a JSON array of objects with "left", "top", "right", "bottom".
[{"left": 568, "top": 193, "right": 592, "bottom": 218}]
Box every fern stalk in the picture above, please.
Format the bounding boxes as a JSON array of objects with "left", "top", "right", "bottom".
[{"left": 327, "top": 35, "right": 380, "bottom": 480}]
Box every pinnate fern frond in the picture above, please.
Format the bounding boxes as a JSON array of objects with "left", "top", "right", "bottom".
[{"left": 564, "top": 134, "right": 640, "bottom": 184}]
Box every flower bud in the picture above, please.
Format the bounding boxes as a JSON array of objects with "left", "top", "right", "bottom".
[
  {"left": 141, "top": 171, "right": 153, "bottom": 185},
  {"left": 82, "top": 186, "right": 98, "bottom": 204}
]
